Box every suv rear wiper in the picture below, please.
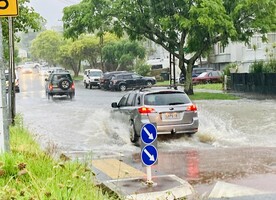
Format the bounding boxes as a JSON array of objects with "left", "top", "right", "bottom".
[{"left": 168, "top": 102, "right": 184, "bottom": 105}]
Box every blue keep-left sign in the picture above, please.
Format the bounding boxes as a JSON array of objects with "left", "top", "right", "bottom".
[
  {"left": 141, "top": 145, "right": 158, "bottom": 166},
  {"left": 140, "top": 123, "right": 157, "bottom": 144}
]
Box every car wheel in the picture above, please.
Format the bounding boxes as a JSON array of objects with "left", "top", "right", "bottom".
[
  {"left": 69, "top": 93, "right": 73, "bottom": 100},
  {"left": 84, "top": 82, "right": 88, "bottom": 89},
  {"left": 58, "top": 78, "right": 71, "bottom": 90},
  {"left": 90, "top": 84, "right": 93, "bottom": 89},
  {"left": 146, "top": 81, "right": 152, "bottom": 87},
  {"left": 119, "top": 84, "right": 127, "bottom": 91},
  {"left": 130, "top": 121, "right": 139, "bottom": 143}
]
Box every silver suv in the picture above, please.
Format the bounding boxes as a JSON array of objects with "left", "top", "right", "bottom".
[{"left": 111, "top": 87, "right": 199, "bottom": 143}]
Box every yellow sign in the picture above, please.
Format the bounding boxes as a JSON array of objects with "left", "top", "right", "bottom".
[{"left": 0, "top": 0, "right": 18, "bottom": 17}]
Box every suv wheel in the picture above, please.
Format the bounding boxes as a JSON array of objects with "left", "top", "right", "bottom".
[
  {"left": 119, "top": 84, "right": 127, "bottom": 91},
  {"left": 130, "top": 121, "right": 139, "bottom": 143},
  {"left": 84, "top": 82, "right": 88, "bottom": 88},
  {"left": 58, "top": 78, "right": 71, "bottom": 90}
]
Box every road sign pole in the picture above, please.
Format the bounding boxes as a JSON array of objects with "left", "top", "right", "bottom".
[
  {"left": 146, "top": 166, "right": 152, "bottom": 183},
  {"left": 0, "top": 19, "right": 10, "bottom": 153}
]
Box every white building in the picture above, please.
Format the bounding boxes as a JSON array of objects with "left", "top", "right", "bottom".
[{"left": 210, "top": 32, "right": 276, "bottom": 72}]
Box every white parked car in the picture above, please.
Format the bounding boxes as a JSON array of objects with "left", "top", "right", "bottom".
[{"left": 83, "top": 69, "right": 103, "bottom": 89}]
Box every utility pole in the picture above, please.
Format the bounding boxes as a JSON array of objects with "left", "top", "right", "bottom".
[{"left": 0, "top": 19, "right": 10, "bottom": 153}]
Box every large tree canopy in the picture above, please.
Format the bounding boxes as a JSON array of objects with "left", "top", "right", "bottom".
[
  {"left": 30, "top": 30, "right": 64, "bottom": 66},
  {"left": 63, "top": 0, "right": 276, "bottom": 94}
]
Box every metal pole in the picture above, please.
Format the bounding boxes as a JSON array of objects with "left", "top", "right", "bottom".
[
  {"left": 146, "top": 166, "right": 152, "bottom": 183},
  {"left": 8, "top": 17, "right": 15, "bottom": 125},
  {"left": 0, "top": 18, "right": 10, "bottom": 153}
]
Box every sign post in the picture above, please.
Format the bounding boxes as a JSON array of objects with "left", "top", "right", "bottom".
[
  {"left": 140, "top": 123, "right": 158, "bottom": 185},
  {"left": 0, "top": 0, "right": 18, "bottom": 153}
]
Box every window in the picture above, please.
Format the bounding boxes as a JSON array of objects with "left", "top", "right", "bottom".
[
  {"left": 123, "top": 75, "right": 132, "bottom": 79},
  {"left": 218, "top": 43, "right": 225, "bottom": 54},
  {"left": 126, "top": 93, "right": 136, "bottom": 106},
  {"left": 144, "top": 92, "right": 191, "bottom": 106},
  {"left": 247, "top": 35, "right": 262, "bottom": 50},
  {"left": 118, "top": 94, "right": 128, "bottom": 107}
]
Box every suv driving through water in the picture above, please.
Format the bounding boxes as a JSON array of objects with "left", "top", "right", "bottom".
[
  {"left": 111, "top": 87, "right": 199, "bottom": 143},
  {"left": 45, "top": 71, "right": 75, "bottom": 100}
]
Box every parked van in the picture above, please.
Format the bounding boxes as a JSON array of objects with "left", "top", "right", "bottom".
[{"left": 83, "top": 69, "right": 103, "bottom": 89}]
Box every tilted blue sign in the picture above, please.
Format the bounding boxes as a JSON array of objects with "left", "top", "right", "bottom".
[
  {"left": 141, "top": 123, "right": 157, "bottom": 144},
  {"left": 141, "top": 145, "right": 158, "bottom": 166}
]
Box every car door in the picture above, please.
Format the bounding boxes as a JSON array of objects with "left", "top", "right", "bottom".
[
  {"left": 123, "top": 74, "right": 135, "bottom": 88},
  {"left": 113, "top": 92, "right": 136, "bottom": 121},
  {"left": 132, "top": 74, "right": 144, "bottom": 88}
]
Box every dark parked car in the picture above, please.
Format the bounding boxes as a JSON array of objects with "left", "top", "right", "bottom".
[
  {"left": 179, "top": 67, "right": 214, "bottom": 83},
  {"left": 45, "top": 71, "right": 75, "bottom": 99},
  {"left": 99, "top": 71, "right": 127, "bottom": 90},
  {"left": 192, "top": 70, "right": 223, "bottom": 84},
  {"left": 109, "top": 72, "right": 156, "bottom": 91},
  {"left": 111, "top": 87, "right": 199, "bottom": 143}
]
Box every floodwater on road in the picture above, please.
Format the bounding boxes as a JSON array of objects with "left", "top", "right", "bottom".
[
  {"left": 15, "top": 73, "right": 276, "bottom": 195},
  {"left": 16, "top": 73, "right": 276, "bottom": 155}
]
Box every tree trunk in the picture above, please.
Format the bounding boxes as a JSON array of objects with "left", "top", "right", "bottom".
[{"left": 184, "top": 62, "right": 194, "bottom": 95}]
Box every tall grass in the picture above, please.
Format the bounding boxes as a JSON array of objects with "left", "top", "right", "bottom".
[{"left": 0, "top": 116, "right": 117, "bottom": 200}]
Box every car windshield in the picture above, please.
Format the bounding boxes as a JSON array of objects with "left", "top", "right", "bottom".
[
  {"left": 89, "top": 71, "right": 102, "bottom": 77},
  {"left": 144, "top": 92, "right": 191, "bottom": 106},
  {"left": 198, "top": 72, "right": 208, "bottom": 77}
]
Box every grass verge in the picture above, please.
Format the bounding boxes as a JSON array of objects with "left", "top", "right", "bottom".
[
  {"left": 188, "top": 92, "right": 239, "bottom": 100},
  {"left": 0, "top": 116, "right": 117, "bottom": 200}
]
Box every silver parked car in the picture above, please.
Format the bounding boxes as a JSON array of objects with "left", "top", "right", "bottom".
[{"left": 111, "top": 87, "right": 199, "bottom": 143}]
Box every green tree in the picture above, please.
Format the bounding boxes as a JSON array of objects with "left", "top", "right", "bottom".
[
  {"left": 102, "top": 40, "right": 146, "bottom": 71},
  {"left": 62, "top": 0, "right": 276, "bottom": 94},
  {"left": 30, "top": 30, "right": 64, "bottom": 66},
  {"left": 58, "top": 40, "right": 82, "bottom": 76},
  {"left": 135, "top": 61, "right": 151, "bottom": 76}
]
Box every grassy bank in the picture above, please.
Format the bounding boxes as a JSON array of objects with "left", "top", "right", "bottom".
[
  {"left": 155, "top": 82, "right": 239, "bottom": 100},
  {"left": 0, "top": 116, "right": 116, "bottom": 200}
]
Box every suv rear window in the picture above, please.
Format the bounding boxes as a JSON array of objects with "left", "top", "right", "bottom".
[
  {"left": 144, "top": 92, "right": 191, "bottom": 106},
  {"left": 51, "top": 74, "right": 72, "bottom": 83}
]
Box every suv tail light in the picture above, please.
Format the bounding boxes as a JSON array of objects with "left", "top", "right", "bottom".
[
  {"left": 71, "top": 82, "right": 75, "bottom": 89},
  {"left": 48, "top": 84, "right": 53, "bottom": 91},
  {"left": 138, "top": 107, "right": 155, "bottom": 114},
  {"left": 186, "top": 104, "right": 197, "bottom": 111}
]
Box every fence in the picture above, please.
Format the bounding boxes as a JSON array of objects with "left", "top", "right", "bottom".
[{"left": 228, "top": 73, "right": 276, "bottom": 95}]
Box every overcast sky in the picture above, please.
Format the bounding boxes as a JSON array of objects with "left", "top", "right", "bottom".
[{"left": 29, "top": 0, "right": 80, "bottom": 29}]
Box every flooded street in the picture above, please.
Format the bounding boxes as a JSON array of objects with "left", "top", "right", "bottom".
[{"left": 16, "top": 73, "right": 276, "bottom": 195}]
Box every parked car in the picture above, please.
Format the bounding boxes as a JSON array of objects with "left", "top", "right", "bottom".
[
  {"left": 5, "top": 70, "right": 20, "bottom": 93},
  {"left": 109, "top": 72, "right": 156, "bottom": 91},
  {"left": 99, "top": 71, "right": 128, "bottom": 90},
  {"left": 179, "top": 67, "right": 214, "bottom": 83},
  {"left": 45, "top": 71, "right": 75, "bottom": 99},
  {"left": 111, "top": 87, "right": 199, "bottom": 143},
  {"left": 192, "top": 70, "right": 223, "bottom": 84},
  {"left": 83, "top": 69, "right": 103, "bottom": 89}
]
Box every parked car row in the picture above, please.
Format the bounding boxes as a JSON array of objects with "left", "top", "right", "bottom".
[
  {"left": 83, "top": 69, "right": 156, "bottom": 91},
  {"left": 179, "top": 68, "right": 223, "bottom": 84}
]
